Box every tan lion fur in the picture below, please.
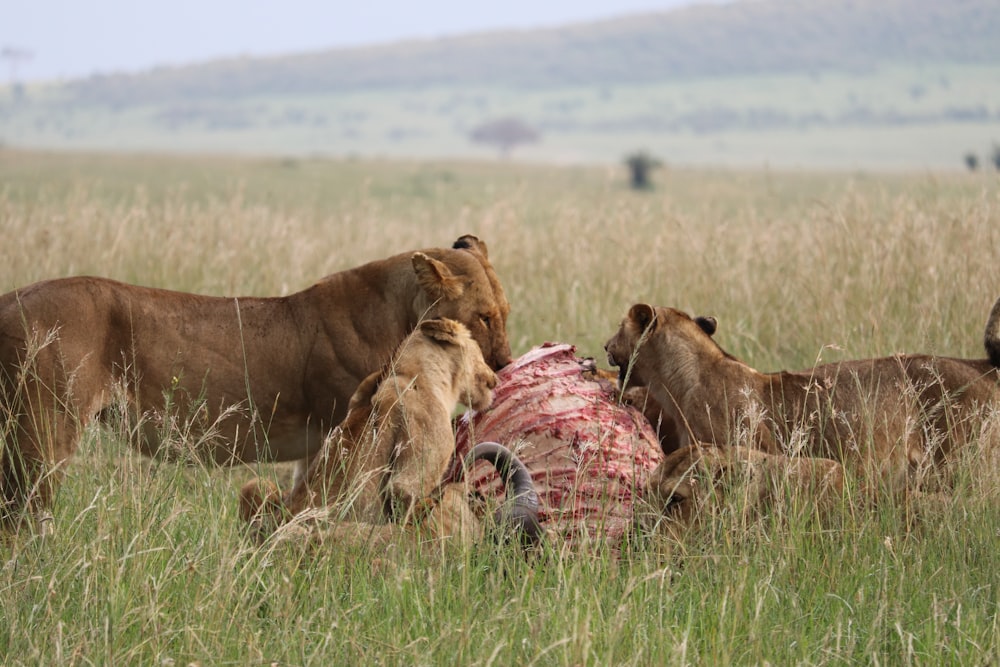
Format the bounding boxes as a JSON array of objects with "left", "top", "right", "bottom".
[
  {"left": 0, "top": 235, "right": 511, "bottom": 530},
  {"left": 606, "top": 299, "right": 1000, "bottom": 494},
  {"left": 641, "top": 443, "right": 845, "bottom": 541},
  {"left": 239, "top": 318, "right": 496, "bottom": 550}
]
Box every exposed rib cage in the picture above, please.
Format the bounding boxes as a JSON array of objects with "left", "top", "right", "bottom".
[{"left": 455, "top": 343, "right": 662, "bottom": 546}]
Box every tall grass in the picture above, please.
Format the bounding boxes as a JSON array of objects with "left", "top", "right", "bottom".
[{"left": 0, "top": 150, "right": 997, "bottom": 665}]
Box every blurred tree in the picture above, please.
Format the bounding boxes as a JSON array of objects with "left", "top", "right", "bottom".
[
  {"left": 992, "top": 144, "right": 1000, "bottom": 171},
  {"left": 469, "top": 117, "right": 540, "bottom": 158},
  {"left": 624, "top": 150, "right": 662, "bottom": 190},
  {"left": 964, "top": 152, "right": 979, "bottom": 171}
]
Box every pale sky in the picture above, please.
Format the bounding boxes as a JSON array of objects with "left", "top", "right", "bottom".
[{"left": 3, "top": 1, "right": 708, "bottom": 82}]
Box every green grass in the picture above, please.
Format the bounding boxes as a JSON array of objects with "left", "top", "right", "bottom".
[{"left": 0, "top": 150, "right": 998, "bottom": 665}]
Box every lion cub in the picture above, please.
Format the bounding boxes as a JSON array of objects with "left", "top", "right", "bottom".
[
  {"left": 606, "top": 299, "right": 1000, "bottom": 494},
  {"left": 240, "top": 318, "right": 497, "bottom": 548}
]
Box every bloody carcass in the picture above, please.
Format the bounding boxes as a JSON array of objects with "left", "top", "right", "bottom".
[{"left": 454, "top": 342, "right": 663, "bottom": 547}]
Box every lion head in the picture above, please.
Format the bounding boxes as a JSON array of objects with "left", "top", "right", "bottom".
[
  {"left": 410, "top": 317, "right": 498, "bottom": 412},
  {"left": 604, "top": 303, "right": 721, "bottom": 390},
  {"left": 411, "top": 235, "right": 512, "bottom": 371}
]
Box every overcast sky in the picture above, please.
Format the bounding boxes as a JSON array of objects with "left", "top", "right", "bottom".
[{"left": 3, "top": 0, "right": 709, "bottom": 82}]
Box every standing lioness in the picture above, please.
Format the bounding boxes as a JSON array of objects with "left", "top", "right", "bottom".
[
  {"left": 606, "top": 299, "right": 1000, "bottom": 492},
  {"left": 0, "top": 235, "right": 512, "bottom": 530}
]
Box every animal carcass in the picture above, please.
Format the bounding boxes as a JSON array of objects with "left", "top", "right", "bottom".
[{"left": 455, "top": 342, "right": 663, "bottom": 547}]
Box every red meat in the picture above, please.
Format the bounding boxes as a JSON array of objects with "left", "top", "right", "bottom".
[{"left": 454, "top": 342, "right": 663, "bottom": 547}]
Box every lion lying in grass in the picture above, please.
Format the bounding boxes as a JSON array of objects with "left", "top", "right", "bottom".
[
  {"left": 606, "top": 298, "right": 1000, "bottom": 496},
  {"left": 240, "top": 318, "right": 539, "bottom": 551},
  {"left": 0, "top": 235, "right": 512, "bottom": 531},
  {"left": 641, "top": 443, "right": 845, "bottom": 541}
]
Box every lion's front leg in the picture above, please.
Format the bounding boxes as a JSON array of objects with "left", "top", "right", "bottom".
[
  {"left": 290, "top": 456, "right": 311, "bottom": 490},
  {"left": 412, "top": 482, "right": 482, "bottom": 546},
  {"left": 381, "top": 424, "right": 455, "bottom": 523},
  {"left": 1, "top": 390, "right": 84, "bottom": 534},
  {"left": 280, "top": 482, "right": 481, "bottom": 552}
]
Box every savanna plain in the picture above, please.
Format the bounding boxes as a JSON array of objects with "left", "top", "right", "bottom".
[{"left": 0, "top": 150, "right": 998, "bottom": 665}]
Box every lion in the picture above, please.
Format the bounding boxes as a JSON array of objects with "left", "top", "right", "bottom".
[
  {"left": 605, "top": 299, "right": 1000, "bottom": 494},
  {"left": 239, "top": 319, "right": 539, "bottom": 551},
  {"left": 641, "top": 443, "right": 845, "bottom": 542},
  {"left": 0, "top": 235, "right": 512, "bottom": 531}
]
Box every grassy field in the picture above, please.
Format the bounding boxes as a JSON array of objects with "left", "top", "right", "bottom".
[{"left": 0, "top": 150, "right": 998, "bottom": 665}]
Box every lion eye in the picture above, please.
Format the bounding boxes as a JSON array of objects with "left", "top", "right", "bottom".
[{"left": 663, "top": 494, "right": 686, "bottom": 514}]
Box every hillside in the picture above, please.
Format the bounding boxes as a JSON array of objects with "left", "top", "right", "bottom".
[
  {"left": 63, "top": 0, "right": 1000, "bottom": 105},
  {"left": 2, "top": 0, "right": 1000, "bottom": 168}
]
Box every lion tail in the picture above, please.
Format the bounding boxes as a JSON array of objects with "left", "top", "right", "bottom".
[
  {"left": 986, "top": 296, "right": 1000, "bottom": 367},
  {"left": 462, "top": 442, "right": 544, "bottom": 550}
]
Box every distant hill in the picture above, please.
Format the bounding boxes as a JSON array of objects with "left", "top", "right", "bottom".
[
  {"left": 3, "top": 0, "right": 1000, "bottom": 169},
  {"left": 65, "top": 0, "right": 1000, "bottom": 106}
]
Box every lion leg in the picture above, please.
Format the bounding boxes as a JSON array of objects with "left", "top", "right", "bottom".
[
  {"left": 306, "top": 521, "right": 405, "bottom": 551},
  {"left": 289, "top": 455, "right": 315, "bottom": 491},
  {"left": 288, "top": 482, "right": 481, "bottom": 551},
  {"left": 1, "top": 401, "right": 79, "bottom": 533},
  {"left": 383, "top": 435, "right": 454, "bottom": 522},
  {"left": 623, "top": 386, "right": 682, "bottom": 455},
  {"left": 0, "top": 443, "right": 46, "bottom": 531},
  {"left": 417, "top": 483, "right": 482, "bottom": 546}
]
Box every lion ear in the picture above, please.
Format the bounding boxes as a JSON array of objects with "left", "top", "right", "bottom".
[
  {"left": 413, "top": 252, "right": 464, "bottom": 300},
  {"left": 419, "top": 318, "right": 464, "bottom": 345},
  {"left": 695, "top": 316, "right": 717, "bottom": 336},
  {"left": 452, "top": 234, "right": 488, "bottom": 259},
  {"left": 349, "top": 371, "right": 384, "bottom": 411},
  {"left": 628, "top": 303, "right": 658, "bottom": 333}
]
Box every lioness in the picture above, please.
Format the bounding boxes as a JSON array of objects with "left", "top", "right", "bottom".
[
  {"left": 0, "top": 235, "right": 512, "bottom": 530},
  {"left": 239, "top": 318, "right": 537, "bottom": 550},
  {"left": 642, "top": 443, "right": 845, "bottom": 542},
  {"left": 606, "top": 299, "right": 1000, "bottom": 492}
]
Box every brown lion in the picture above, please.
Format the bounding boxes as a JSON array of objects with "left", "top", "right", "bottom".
[
  {"left": 606, "top": 299, "right": 1000, "bottom": 494},
  {"left": 239, "top": 318, "right": 537, "bottom": 551},
  {"left": 0, "top": 235, "right": 512, "bottom": 531},
  {"left": 641, "top": 443, "right": 845, "bottom": 541}
]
